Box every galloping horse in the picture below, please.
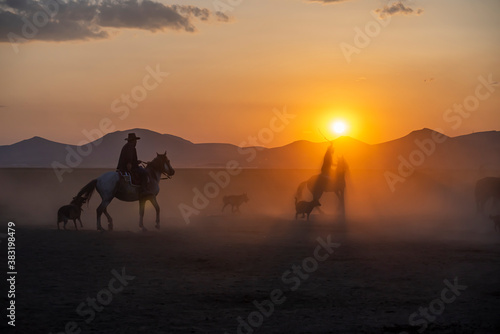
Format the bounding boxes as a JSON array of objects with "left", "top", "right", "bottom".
[
  {"left": 75, "top": 152, "right": 175, "bottom": 231},
  {"left": 475, "top": 176, "right": 500, "bottom": 214},
  {"left": 296, "top": 157, "right": 348, "bottom": 214}
]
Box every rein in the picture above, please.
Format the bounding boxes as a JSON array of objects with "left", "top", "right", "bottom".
[{"left": 140, "top": 161, "right": 172, "bottom": 181}]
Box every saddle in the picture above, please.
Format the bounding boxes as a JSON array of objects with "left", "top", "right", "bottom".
[{"left": 117, "top": 170, "right": 141, "bottom": 187}]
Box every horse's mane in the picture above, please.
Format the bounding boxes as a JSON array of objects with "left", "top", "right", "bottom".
[{"left": 145, "top": 155, "right": 168, "bottom": 177}]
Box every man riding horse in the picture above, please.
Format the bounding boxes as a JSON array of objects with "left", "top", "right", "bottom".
[
  {"left": 310, "top": 143, "right": 335, "bottom": 199},
  {"left": 320, "top": 143, "right": 334, "bottom": 179},
  {"left": 297, "top": 142, "right": 347, "bottom": 216},
  {"left": 116, "top": 133, "right": 150, "bottom": 196},
  {"left": 75, "top": 132, "right": 175, "bottom": 231}
]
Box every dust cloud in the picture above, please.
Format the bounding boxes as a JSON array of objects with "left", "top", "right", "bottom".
[{"left": 0, "top": 167, "right": 497, "bottom": 242}]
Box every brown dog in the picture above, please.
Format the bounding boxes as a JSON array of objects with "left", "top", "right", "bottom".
[
  {"left": 57, "top": 196, "right": 86, "bottom": 230},
  {"left": 295, "top": 198, "right": 321, "bottom": 221},
  {"left": 222, "top": 193, "right": 249, "bottom": 213}
]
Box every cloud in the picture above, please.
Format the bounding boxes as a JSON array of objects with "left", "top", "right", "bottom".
[
  {"left": 0, "top": 0, "right": 229, "bottom": 43},
  {"left": 306, "top": 0, "right": 424, "bottom": 19},
  {"left": 215, "top": 11, "right": 230, "bottom": 23},
  {"left": 375, "top": 1, "right": 423, "bottom": 18}
]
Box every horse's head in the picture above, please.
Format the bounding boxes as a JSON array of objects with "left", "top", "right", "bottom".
[{"left": 155, "top": 151, "right": 175, "bottom": 177}]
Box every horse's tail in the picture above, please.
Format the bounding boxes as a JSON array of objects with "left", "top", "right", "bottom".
[
  {"left": 76, "top": 179, "right": 97, "bottom": 205},
  {"left": 296, "top": 181, "right": 307, "bottom": 200}
]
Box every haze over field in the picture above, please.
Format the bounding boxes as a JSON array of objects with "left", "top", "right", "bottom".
[{"left": 1, "top": 165, "right": 499, "bottom": 332}]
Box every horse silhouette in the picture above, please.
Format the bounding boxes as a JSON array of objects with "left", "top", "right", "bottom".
[
  {"left": 296, "top": 156, "right": 348, "bottom": 215},
  {"left": 475, "top": 177, "right": 500, "bottom": 214},
  {"left": 75, "top": 152, "right": 175, "bottom": 231}
]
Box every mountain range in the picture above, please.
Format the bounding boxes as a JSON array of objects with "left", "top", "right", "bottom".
[{"left": 0, "top": 128, "right": 499, "bottom": 171}]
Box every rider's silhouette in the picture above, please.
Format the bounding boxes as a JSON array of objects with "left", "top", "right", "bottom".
[
  {"left": 117, "top": 133, "right": 149, "bottom": 195},
  {"left": 320, "top": 143, "right": 334, "bottom": 178}
]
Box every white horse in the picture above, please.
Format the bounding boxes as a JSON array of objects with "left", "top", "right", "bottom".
[{"left": 76, "top": 152, "right": 175, "bottom": 231}]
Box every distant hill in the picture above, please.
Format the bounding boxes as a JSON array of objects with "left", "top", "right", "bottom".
[{"left": 0, "top": 128, "right": 499, "bottom": 170}]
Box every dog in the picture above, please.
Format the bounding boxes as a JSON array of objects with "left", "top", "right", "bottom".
[
  {"left": 222, "top": 193, "right": 249, "bottom": 213},
  {"left": 295, "top": 198, "right": 321, "bottom": 221},
  {"left": 57, "top": 196, "right": 86, "bottom": 230},
  {"left": 489, "top": 215, "right": 500, "bottom": 232}
]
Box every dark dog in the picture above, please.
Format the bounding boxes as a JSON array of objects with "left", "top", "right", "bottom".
[
  {"left": 295, "top": 198, "right": 321, "bottom": 221},
  {"left": 490, "top": 215, "right": 500, "bottom": 232},
  {"left": 222, "top": 193, "right": 249, "bottom": 213},
  {"left": 57, "top": 196, "right": 86, "bottom": 230}
]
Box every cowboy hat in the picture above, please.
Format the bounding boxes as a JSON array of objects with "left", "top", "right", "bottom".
[{"left": 125, "top": 133, "right": 141, "bottom": 141}]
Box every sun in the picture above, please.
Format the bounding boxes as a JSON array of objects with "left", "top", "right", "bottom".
[{"left": 330, "top": 120, "right": 348, "bottom": 135}]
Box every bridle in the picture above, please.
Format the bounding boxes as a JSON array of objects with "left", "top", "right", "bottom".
[{"left": 140, "top": 159, "right": 173, "bottom": 181}]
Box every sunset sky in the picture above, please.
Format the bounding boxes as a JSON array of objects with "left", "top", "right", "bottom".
[{"left": 0, "top": 0, "right": 499, "bottom": 147}]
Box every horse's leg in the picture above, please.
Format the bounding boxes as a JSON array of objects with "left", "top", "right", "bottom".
[
  {"left": 63, "top": 218, "right": 68, "bottom": 230},
  {"left": 139, "top": 199, "right": 147, "bottom": 232},
  {"left": 78, "top": 217, "right": 83, "bottom": 228},
  {"left": 96, "top": 200, "right": 112, "bottom": 231},
  {"left": 338, "top": 189, "right": 345, "bottom": 215},
  {"left": 149, "top": 196, "right": 161, "bottom": 230},
  {"left": 103, "top": 208, "right": 113, "bottom": 231},
  {"left": 313, "top": 190, "right": 323, "bottom": 202},
  {"left": 73, "top": 219, "right": 78, "bottom": 230}
]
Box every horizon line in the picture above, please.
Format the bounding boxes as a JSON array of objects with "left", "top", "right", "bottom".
[{"left": 1, "top": 127, "right": 498, "bottom": 148}]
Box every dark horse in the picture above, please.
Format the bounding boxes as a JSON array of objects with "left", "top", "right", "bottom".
[
  {"left": 475, "top": 176, "right": 500, "bottom": 214},
  {"left": 296, "top": 157, "right": 348, "bottom": 214},
  {"left": 75, "top": 152, "right": 175, "bottom": 231}
]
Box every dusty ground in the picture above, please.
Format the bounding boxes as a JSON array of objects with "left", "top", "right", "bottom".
[
  {"left": 1, "top": 217, "right": 499, "bottom": 334},
  {"left": 1, "top": 168, "right": 499, "bottom": 333}
]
